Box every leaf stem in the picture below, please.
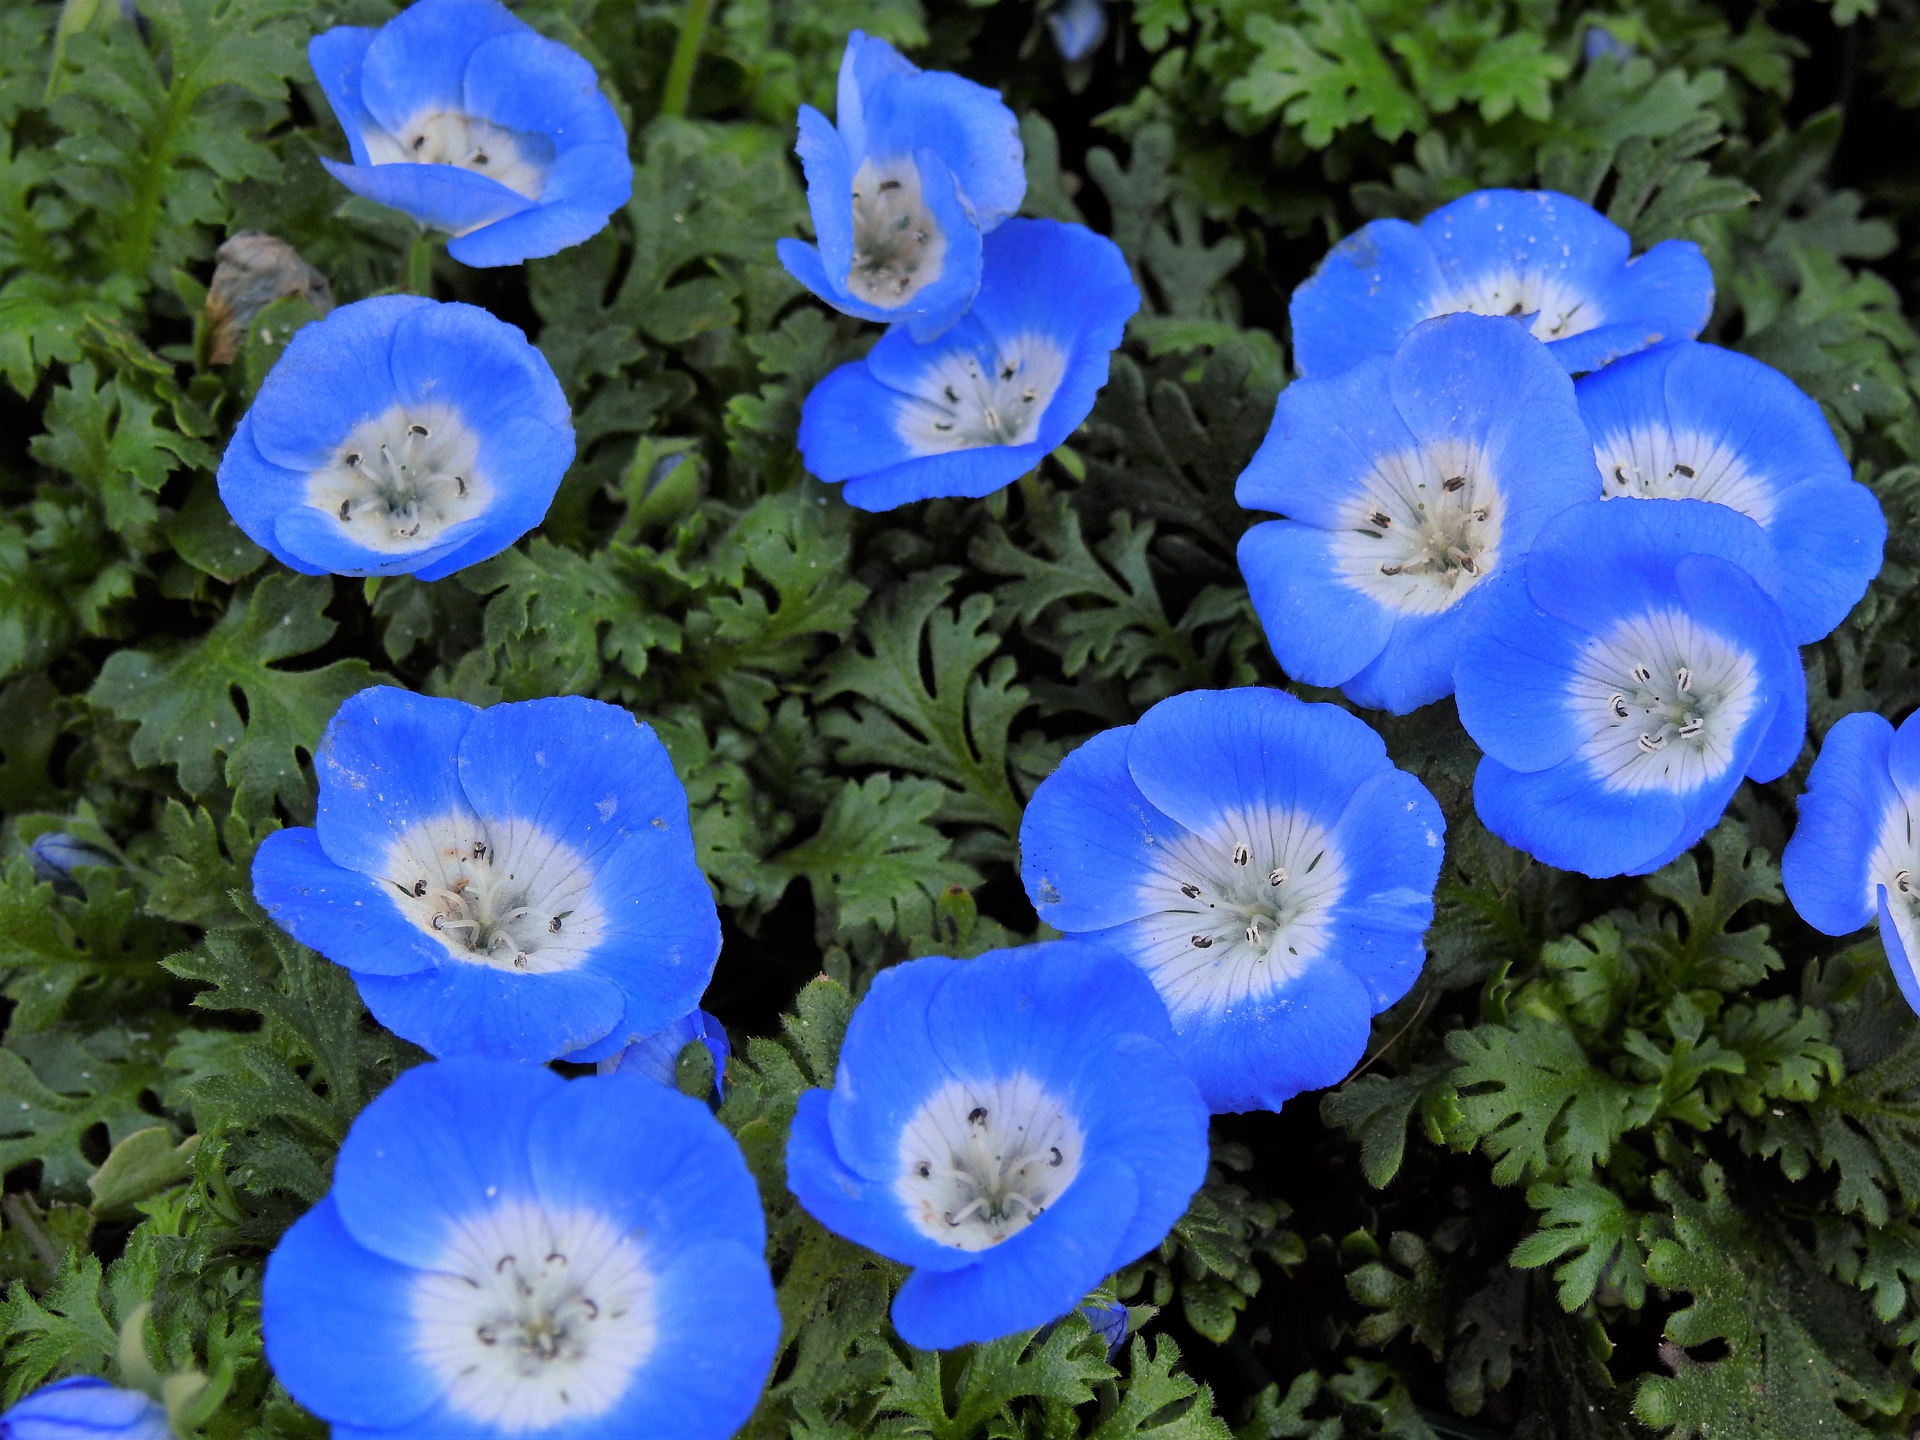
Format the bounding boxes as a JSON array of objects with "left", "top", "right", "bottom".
[
  {"left": 404, "top": 232, "right": 435, "bottom": 295},
  {"left": 659, "top": 0, "right": 713, "bottom": 119}
]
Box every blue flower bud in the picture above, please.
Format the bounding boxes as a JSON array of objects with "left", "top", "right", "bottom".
[
  {"left": 28, "top": 833, "right": 118, "bottom": 898},
  {"left": 1081, "top": 1299, "right": 1129, "bottom": 1357},
  {"left": 0, "top": 1377, "right": 170, "bottom": 1440},
  {"left": 1049, "top": 0, "right": 1109, "bottom": 63},
  {"left": 594, "top": 1008, "right": 730, "bottom": 1103}
]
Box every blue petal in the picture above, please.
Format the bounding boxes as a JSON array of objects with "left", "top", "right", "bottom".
[
  {"left": 1079, "top": 1032, "right": 1209, "bottom": 1263},
  {"left": 1744, "top": 646, "right": 1806, "bottom": 785},
  {"left": 251, "top": 829, "right": 443, "bottom": 978},
  {"left": 0, "top": 1379, "right": 170, "bottom": 1440},
  {"left": 579, "top": 1007, "right": 728, "bottom": 1082},
  {"left": 356, "top": 0, "right": 527, "bottom": 138},
  {"left": 1766, "top": 475, "right": 1886, "bottom": 644},
  {"left": 273, "top": 502, "right": 490, "bottom": 578},
  {"left": 1890, "top": 708, "right": 1920, "bottom": 795},
  {"left": 447, "top": 190, "right": 624, "bottom": 268},
  {"left": 1422, "top": 189, "right": 1627, "bottom": 308},
  {"left": 1878, "top": 885, "right": 1920, "bottom": 1018},
  {"left": 307, "top": 26, "right": 379, "bottom": 167},
  {"left": 835, "top": 32, "right": 918, "bottom": 157},
  {"left": 214, "top": 412, "right": 330, "bottom": 576},
  {"left": 1328, "top": 768, "right": 1445, "bottom": 1009},
  {"left": 321, "top": 156, "right": 535, "bottom": 235},
  {"left": 1669, "top": 551, "right": 1797, "bottom": 784},
  {"left": 314, "top": 686, "right": 481, "bottom": 877},
  {"left": 1237, "top": 520, "right": 1392, "bottom": 689},
  {"left": 246, "top": 295, "right": 426, "bottom": 472},
  {"left": 839, "top": 449, "right": 1036, "bottom": 510},
  {"left": 355, "top": 961, "right": 627, "bottom": 1061},
  {"left": 462, "top": 30, "right": 625, "bottom": 152},
  {"left": 792, "top": 106, "right": 855, "bottom": 288},
  {"left": 1234, "top": 351, "right": 1411, "bottom": 525},
  {"left": 799, "top": 358, "right": 930, "bottom": 483},
  {"left": 527, "top": 1073, "right": 763, "bottom": 1253},
  {"left": 1552, "top": 238, "right": 1713, "bottom": 374},
  {"left": 389, "top": 300, "right": 569, "bottom": 428},
  {"left": 1454, "top": 571, "right": 1598, "bottom": 773},
  {"left": 330, "top": 1056, "right": 560, "bottom": 1268},
  {"left": 1124, "top": 686, "right": 1389, "bottom": 837},
  {"left": 862, "top": 69, "right": 1025, "bottom": 230},
  {"left": 1782, "top": 710, "right": 1895, "bottom": 935},
  {"left": 261, "top": 1197, "right": 439, "bottom": 1430},
  {"left": 890, "top": 1157, "right": 1138, "bottom": 1350},
  {"left": 1018, "top": 726, "right": 1195, "bottom": 932},
  {"left": 1473, "top": 753, "right": 1686, "bottom": 879},
  {"left": 1289, "top": 220, "right": 1446, "bottom": 379},
  {"left": 784, "top": 1089, "right": 980, "bottom": 1273},
  {"left": 1340, "top": 604, "right": 1471, "bottom": 714},
  {"left": 822, "top": 956, "right": 955, "bottom": 1181}
]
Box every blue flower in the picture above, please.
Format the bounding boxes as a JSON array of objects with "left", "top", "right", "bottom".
[
  {"left": 27, "top": 832, "right": 117, "bottom": 898},
  {"left": 777, "top": 32, "right": 1025, "bottom": 340},
  {"left": 217, "top": 296, "right": 572, "bottom": 581},
  {"left": 784, "top": 941, "right": 1208, "bottom": 1350},
  {"left": 799, "top": 218, "right": 1138, "bottom": 510},
  {"left": 1018, "top": 687, "right": 1444, "bottom": 1113},
  {"left": 596, "top": 1009, "right": 729, "bottom": 1103},
  {"left": 0, "top": 1379, "right": 169, "bottom": 1440},
  {"left": 1080, "top": 1300, "right": 1130, "bottom": 1357},
  {"left": 1236, "top": 311, "right": 1597, "bottom": 714},
  {"left": 1455, "top": 498, "right": 1803, "bottom": 878},
  {"left": 263, "top": 1057, "right": 778, "bottom": 1440},
  {"left": 308, "top": 0, "right": 631, "bottom": 267},
  {"left": 1290, "top": 189, "right": 1713, "bottom": 379},
  {"left": 1576, "top": 340, "right": 1885, "bottom": 644},
  {"left": 1049, "top": 0, "right": 1108, "bottom": 63},
  {"left": 1782, "top": 711, "right": 1920, "bottom": 1016},
  {"left": 251, "top": 688, "right": 719, "bottom": 1063}
]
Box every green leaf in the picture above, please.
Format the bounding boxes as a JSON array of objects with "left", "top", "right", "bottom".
[
  {"left": 0, "top": 857, "right": 178, "bottom": 1034},
  {"left": 87, "top": 571, "right": 378, "bottom": 822},
  {"left": 1511, "top": 1179, "right": 1649, "bottom": 1311},
  {"left": 0, "top": 1028, "right": 169, "bottom": 1195},
  {"left": 1320, "top": 1060, "right": 1453, "bottom": 1189},
  {"left": 29, "top": 361, "right": 213, "bottom": 542},
  {"left": 1635, "top": 821, "right": 1787, "bottom": 991},
  {"left": 1091, "top": 1335, "right": 1233, "bottom": 1440},
  {"left": 882, "top": 1319, "right": 1114, "bottom": 1440},
  {"left": 0, "top": 1248, "right": 115, "bottom": 1401},
  {"left": 1225, "top": 5, "right": 1424, "bottom": 147},
  {"left": 1348, "top": 1232, "right": 1447, "bottom": 1357}
]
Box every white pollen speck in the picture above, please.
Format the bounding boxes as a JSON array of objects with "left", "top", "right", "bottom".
[{"left": 596, "top": 797, "right": 617, "bottom": 821}]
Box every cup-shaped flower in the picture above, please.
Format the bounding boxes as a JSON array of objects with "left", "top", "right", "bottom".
[
  {"left": 1289, "top": 189, "right": 1712, "bottom": 379},
  {"left": 597, "top": 1008, "right": 729, "bottom": 1103},
  {"left": 1019, "top": 687, "right": 1445, "bottom": 1112},
  {"left": 251, "top": 688, "right": 719, "bottom": 1063},
  {"left": 308, "top": 0, "right": 631, "bottom": 267},
  {"left": 784, "top": 941, "right": 1208, "bottom": 1350},
  {"left": 1455, "top": 498, "right": 1803, "bottom": 878},
  {"left": 217, "top": 296, "right": 572, "bottom": 581},
  {"left": 800, "top": 218, "right": 1138, "bottom": 510},
  {"left": 0, "top": 1379, "right": 169, "bottom": 1440},
  {"left": 1576, "top": 340, "right": 1885, "bottom": 644},
  {"left": 1236, "top": 311, "right": 1597, "bottom": 714},
  {"left": 263, "top": 1057, "right": 778, "bottom": 1440},
  {"left": 777, "top": 31, "right": 1025, "bottom": 340},
  {"left": 1782, "top": 711, "right": 1920, "bottom": 1016}
]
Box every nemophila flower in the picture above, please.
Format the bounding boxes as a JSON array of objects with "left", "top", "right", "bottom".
[
  {"left": 218, "top": 296, "right": 572, "bottom": 581},
  {"left": 1455, "top": 498, "right": 1803, "bottom": 879},
  {"left": 596, "top": 1008, "right": 729, "bottom": 1104},
  {"left": 785, "top": 941, "right": 1208, "bottom": 1350},
  {"left": 777, "top": 31, "right": 1025, "bottom": 339},
  {"left": 27, "top": 831, "right": 117, "bottom": 898},
  {"left": 308, "top": 0, "right": 631, "bottom": 267},
  {"left": 1049, "top": 0, "right": 1108, "bottom": 63},
  {"left": 251, "top": 688, "right": 718, "bottom": 1063},
  {"left": 1236, "top": 311, "right": 1597, "bottom": 714},
  {"left": 799, "top": 218, "right": 1138, "bottom": 510},
  {"left": 1782, "top": 711, "right": 1920, "bottom": 1016},
  {"left": 1290, "top": 189, "right": 1713, "bottom": 379},
  {"left": 1019, "top": 687, "right": 1444, "bottom": 1113},
  {"left": 1576, "top": 340, "right": 1885, "bottom": 644},
  {"left": 1081, "top": 1300, "right": 1130, "bottom": 1358},
  {"left": 264, "top": 1058, "right": 778, "bottom": 1440},
  {"left": 0, "top": 1378, "right": 169, "bottom": 1440}
]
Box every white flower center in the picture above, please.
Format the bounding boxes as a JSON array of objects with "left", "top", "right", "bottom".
[
  {"left": 1432, "top": 269, "right": 1600, "bottom": 342},
  {"left": 365, "top": 110, "right": 551, "bottom": 204},
  {"left": 894, "top": 334, "right": 1068, "bottom": 456},
  {"left": 380, "top": 812, "right": 606, "bottom": 974},
  {"left": 1870, "top": 798, "right": 1920, "bottom": 970},
  {"left": 411, "top": 1200, "right": 655, "bottom": 1433},
  {"left": 1328, "top": 441, "right": 1503, "bottom": 614},
  {"left": 1568, "top": 609, "right": 1760, "bottom": 794},
  {"left": 1594, "top": 425, "right": 1776, "bottom": 525},
  {"left": 303, "top": 403, "right": 490, "bottom": 558},
  {"left": 847, "top": 156, "right": 948, "bottom": 306},
  {"left": 896, "top": 1074, "right": 1084, "bottom": 1252},
  {"left": 1128, "top": 808, "right": 1347, "bottom": 1017}
]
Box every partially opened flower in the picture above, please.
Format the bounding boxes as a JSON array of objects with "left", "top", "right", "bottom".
[
  {"left": 777, "top": 31, "right": 1025, "bottom": 339},
  {"left": 217, "top": 296, "right": 572, "bottom": 581},
  {"left": 252, "top": 688, "right": 718, "bottom": 1062},
  {"left": 1019, "top": 687, "right": 1444, "bottom": 1113},
  {"left": 308, "top": 0, "right": 631, "bottom": 267},
  {"left": 0, "top": 1379, "right": 169, "bottom": 1440},
  {"left": 1290, "top": 189, "right": 1713, "bottom": 379},
  {"left": 1236, "top": 311, "right": 1596, "bottom": 713},
  {"left": 1577, "top": 340, "right": 1885, "bottom": 644},
  {"left": 799, "top": 218, "right": 1138, "bottom": 510},
  {"left": 264, "top": 1058, "right": 778, "bottom": 1440},
  {"left": 785, "top": 941, "right": 1208, "bottom": 1350},
  {"left": 1455, "top": 498, "right": 1803, "bottom": 878},
  {"left": 597, "top": 1008, "right": 729, "bottom": 1104}
]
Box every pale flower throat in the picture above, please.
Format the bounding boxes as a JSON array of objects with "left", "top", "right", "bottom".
[
  {"left": 1330, "top": 441, "right": 1504, "bottom": 614},
  {"left": 895, "top": 334, "right": 1068, "bottom": 456},
  {"left": 412, "top": 1200, "right": 655, "bottom": 1432},
  {"left": 1432, "top": 269, "right": 1601, "bottom": 343},
  {"left": 847, "top": 156, "right": 947, "bottom": 306},
  {"left": 364, "top": 110, "right": 552, "bottom": 207},
  {"left": 305, "top": 403, "right": 490, "bottom": 558},
  {"left": 1132, "top": 808, "right": 1348, "bottom": 1017},
  {"left": 1594, "top": 425, "right": 1777, "bottom": 525},
  {"left": 897, "top": 1074, "right": 1085, "bottom": 1251},
  {"left": 1871, "top": 798, "right": 1920, "bottom": 975},
  {"left": 382, "top": 813, "right": 606, "bottom": 974},
  {"left": 1570, "top": 609, "right": 1760, "bottom": 794}
]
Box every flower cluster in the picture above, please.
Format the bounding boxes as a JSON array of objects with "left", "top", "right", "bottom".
[
  {"left": 1244, "top": 185, "right": 1885, "bottom": 878},
  {"left": 786, "top": 35, "right": 1140, "bottom": 510}
]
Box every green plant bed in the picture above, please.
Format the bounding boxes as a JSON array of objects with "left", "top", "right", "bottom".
[{"left": 3, "top": 0, "right": 1920, "bottom": 1434}]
